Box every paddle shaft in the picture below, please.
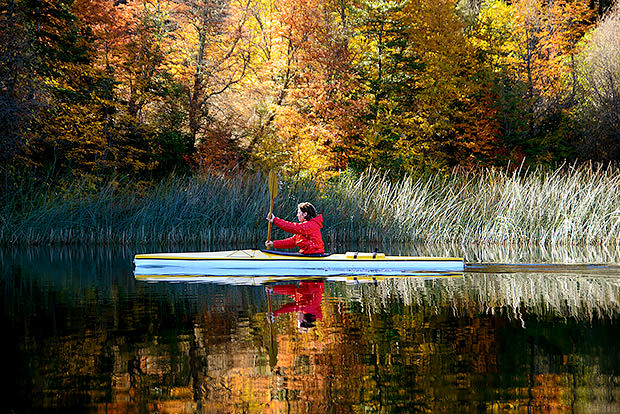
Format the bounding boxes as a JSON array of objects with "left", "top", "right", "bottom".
[
  {"left": 267, "top": 287, "right": 276, "bottom": 368},
  {"left": 267, "top": 198, "right": 274, "bottom": 247},
  {"left": 266, "top": 171, "right": 278, "bottom": 250}
]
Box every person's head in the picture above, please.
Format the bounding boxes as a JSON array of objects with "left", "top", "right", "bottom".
[
  {"left": 297, "top": 202, "right": 317, "bottom": 222},
  {"left": 298, "top": 313, "right": 316, "bottom": 330}
]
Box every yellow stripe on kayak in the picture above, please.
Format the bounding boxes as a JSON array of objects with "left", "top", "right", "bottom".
[
  {"left": 134, "top": 255, "right": 463, "bottom": 261},
  {"left": 134, "top": 249, "right": 463, "bottom": 261},
  {"left": 135, "top": 274, "right": 464, "bottom": 280}
]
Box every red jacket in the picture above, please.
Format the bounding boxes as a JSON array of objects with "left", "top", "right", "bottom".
[
  {"left": 272, "top": 214, "right": 325, "bottom": 254},
  {"left": 272, "top": 282, "right": 324, "bottom": 319}
]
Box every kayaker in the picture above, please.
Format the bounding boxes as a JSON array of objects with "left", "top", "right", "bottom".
[
  {"left": 265, "top": 202, "right": 325, "bottom": 254},
  {"left": 267, "top": 281, "right": 324, "bottom": 330}
]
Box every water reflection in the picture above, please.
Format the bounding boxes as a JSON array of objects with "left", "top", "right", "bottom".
[
  {"left": 371, "top": 240, "right": 620, "bottom": 264},
  {"left": 268, "top": 281, "right": 324, "bottom": 331},
  {"left": 2, "top": 246, "right": 620, "bottom": 413}
]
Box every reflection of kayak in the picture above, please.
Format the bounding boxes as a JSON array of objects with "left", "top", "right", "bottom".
[
  {"left": 134, "top": 249, "right": 464, "bottom": 277},
  {"left": 134, "top": 273, "right": 464, "bottom": 285}
]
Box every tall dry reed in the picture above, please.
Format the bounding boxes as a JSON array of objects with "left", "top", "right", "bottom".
[{"left": 3, "top": 164, "right": 620, "bottom": 247}]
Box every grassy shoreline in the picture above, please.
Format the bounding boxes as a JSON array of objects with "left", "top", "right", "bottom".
[{"left": 4, "top": 165, "right": 620, "bottom": 247}]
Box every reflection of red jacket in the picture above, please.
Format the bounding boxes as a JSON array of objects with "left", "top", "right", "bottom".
[
  {"left": 272, "top": 282, "right": 324, "bottom": 320},
  {"left": 272, "top": 215, "right": 325, "bottom": 254}
]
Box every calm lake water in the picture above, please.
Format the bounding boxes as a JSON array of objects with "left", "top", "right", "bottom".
[{"left": 2, "top": 245, "right": 620, "bottom": 413}]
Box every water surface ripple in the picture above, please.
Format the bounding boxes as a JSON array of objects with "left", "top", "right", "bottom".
[{"left": 2, "top": 246, "right": 620, "bottom": 413}]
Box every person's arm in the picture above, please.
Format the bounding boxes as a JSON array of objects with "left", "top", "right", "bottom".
[
  {"left": 273, "top": 217, "right": 315, "bottom": 235},
  {"left": 272, "top": 236, "right": 297, "bottom": 249},
  {"left": 271, "top": 284, "right": 298, "bottom": 295},
  {"left": 266, "top": 213, "right": 300, "bottom": 249}
]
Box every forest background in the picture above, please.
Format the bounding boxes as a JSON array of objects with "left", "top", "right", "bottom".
[
  {"left": 2, "top": 0, "right": 620, "bottom": 190},
  {"left": 3, "top": 0, "right": 620, "bottom": 247}
]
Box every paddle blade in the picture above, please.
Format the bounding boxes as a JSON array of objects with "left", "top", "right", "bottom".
[{"left": 268, "top": 170, "right": 278, "bottom": 199}]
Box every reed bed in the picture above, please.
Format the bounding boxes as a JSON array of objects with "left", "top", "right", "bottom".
[
  {"left": 342, "top": 272, "right": 620, "bottom": 322},
  {"left": 3, "top": 164, "right": 620, "bottom": 248}
]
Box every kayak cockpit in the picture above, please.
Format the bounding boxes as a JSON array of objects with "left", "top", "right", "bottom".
[{"left": 260, "top": 249, "right": 332, "bottom": 257}]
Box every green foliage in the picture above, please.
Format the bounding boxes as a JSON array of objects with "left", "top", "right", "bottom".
[
  {"left": 154, "top": 130, "right": 194, "bottom": 175},
  {"left": 0, "top": 0, "right": 39, "bottom": 181},
  {"left": 347, "top": 0, "right": 425, "bottom": 172}
]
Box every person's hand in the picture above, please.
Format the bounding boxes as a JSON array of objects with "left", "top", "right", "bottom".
[
  {"left": 266, "top": 213, "right": 275, "bottom": 222},
  {"left": 265, "top": 240, "right": 274, "bottom": 248}
]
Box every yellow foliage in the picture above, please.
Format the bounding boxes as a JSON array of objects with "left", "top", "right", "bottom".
[
  {"left": 253, "top": 106, "right": 337, "bottom": 180},
  {"left": 473, "top": 0, "right": 594, "bottom": 97}
]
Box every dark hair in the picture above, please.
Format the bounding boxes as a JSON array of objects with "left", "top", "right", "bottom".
[
  {"left": 300, "top": 313, "right": 316, "bottom": 328},
  {"left": 298, "top": 202, "right": 318, "bottom": 219}
]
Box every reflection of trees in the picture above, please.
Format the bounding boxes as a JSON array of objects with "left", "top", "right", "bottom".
[{"left": 4, "top": 248, "right": 620, "bottom": 412}]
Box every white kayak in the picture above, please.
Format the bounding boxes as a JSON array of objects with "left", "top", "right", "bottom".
[
  {"left": 134, "top": 274, "right": 463, "bottom": 284},
  {"left": 134, "top": 249, "right": 464, "bottom": 277}
]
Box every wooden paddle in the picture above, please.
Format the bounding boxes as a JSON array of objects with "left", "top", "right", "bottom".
[
  {"left": 266, "top": 286, "right": 277, "bottom": 368},
  {"left": 266, "top": 170, "right": 278, "bottom": 249}
]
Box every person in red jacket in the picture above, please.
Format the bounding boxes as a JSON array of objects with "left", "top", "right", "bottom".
[
  {"left": 268, "top": 281, "right": 324, "bottom": 330},
  {"left": 265, "top": 202, "right": 325, "bottom": 254}
]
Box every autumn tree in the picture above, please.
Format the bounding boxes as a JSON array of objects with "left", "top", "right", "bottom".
[
  {"left": 73, "top": 0, "right": 193, "bottom": 178},
  {"left": 281, "top": 0, "right": 364, "bottom": 175},
  {"left": 109, "top": 0, "right": 191, "bottom": 176},
  {"left": 7, "top": 0, "right": 186, "bottom": 184},
  {"left": 402, "top": 0, "right": 500, "bottom": 169},
  {"left": 10, "top": 0, "right": 118, "bottom": 183},
  {"left": 574, "top": 3, "right": 620, "bottom": 160},
  {"left": 0, "top": 0, "right": 40, "bottom": 187},
  {"left": 347, "top": 0, "right": 500, "bottom": 173},
  {"left": 164, "top": 0, "right": 255, "bottom": 171},
  {"left": 246, "top": 0, "right": 364, "bottom": 178},
  {"left": 471, "top": 0, "right": 594, "bottom": 164}
]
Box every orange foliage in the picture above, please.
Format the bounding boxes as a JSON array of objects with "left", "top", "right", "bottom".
[
  {"left": 193, "top": 126, "right": 244, "bottom": 171},
  {"left": 512, "top": 0, "right": 594, "bottom": 99},
  {"left": 249, "top": 0, "right": 364, "bottom": 177},
  {"left": 9, "top": 0, "right": 602, "bottom": 183}
]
